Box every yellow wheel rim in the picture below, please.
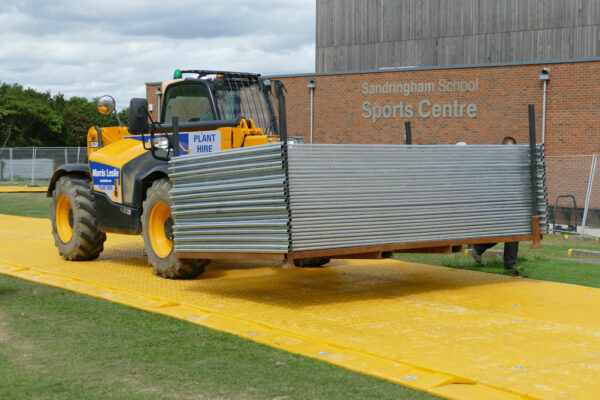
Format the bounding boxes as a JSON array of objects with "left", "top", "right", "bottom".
[
  {"left": 149, "top": 201, "right": 173, "bottom": 258},
  {"left": 56, "top": 195, "right": 73, "bottom": 243}
]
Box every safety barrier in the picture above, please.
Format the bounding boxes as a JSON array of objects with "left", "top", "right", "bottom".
[
  {"left": 0, "top": 147, "right": 87, "bottom": 187},
  {"left": 169, "top": 143, "right": 289, "bottom": 254}
]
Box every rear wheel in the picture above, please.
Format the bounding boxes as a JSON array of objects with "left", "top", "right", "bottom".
[
  {"left": 51, "top": 175, "right": 106, "bottom": 260},
  {"left": 142, "top": 178, "right": 209, "bottom": 278}
]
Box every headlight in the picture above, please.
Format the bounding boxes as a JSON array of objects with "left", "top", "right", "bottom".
[{"left": 152, "top": 136, "right": 170, "bottom": 149}]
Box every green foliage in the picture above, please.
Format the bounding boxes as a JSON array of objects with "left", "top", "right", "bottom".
[
  {"left": 396, "top": 234, "right": 600, "bottom": 287},
  {"left": 0, "top": 83, "right": 130, "bottom": 147},
  {"left": 0, "top": 193, "right": 52, "bottom": 218}
]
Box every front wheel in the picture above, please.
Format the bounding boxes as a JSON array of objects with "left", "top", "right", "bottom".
[
  {"left": 141, "top": 178, "right": 209, "bottom": 279},
  {"left": 51, "top": 175, "right": 106, "bottom": 260}
]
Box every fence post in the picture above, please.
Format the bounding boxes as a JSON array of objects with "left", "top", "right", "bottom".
[
  {"left": 9, "top": 148, "right": 13, "bottom": 184},
  {"left": 581, "top": 154, "right": 597, "bottom": 236},
  {"left": 404, "top": 121, "right": 412, "bottom": 145},
  {"left": 76, "top": 147, "right": 80, "bottom": 164},
  {"left": 30, "top": 147, "right": 37, "bottom": 186},
  {"left": 64, "top": 148, "right": 68, "bottom": 165}
]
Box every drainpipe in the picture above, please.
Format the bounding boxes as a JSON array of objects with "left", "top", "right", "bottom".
[
  {"left": 539, "top": 68, "right": 550, "bottom": 144},
  {"left": 307, "top": 79, "right": 316, "bottom": 144},
  {"left": 155, "top": 87, "right": 162, "bottom": 121}
]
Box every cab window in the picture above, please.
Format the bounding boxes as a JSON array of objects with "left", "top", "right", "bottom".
[{"left": 162, "top": 83, "right": 215, "bottom": 123}]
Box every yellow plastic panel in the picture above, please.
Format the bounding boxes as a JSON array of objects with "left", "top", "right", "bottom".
[
  {"left": 1, "top": 214, "right": 600, "bottom": 400},
  {"left": 0, "top": 186, "right": 47, "bottom": 193}
]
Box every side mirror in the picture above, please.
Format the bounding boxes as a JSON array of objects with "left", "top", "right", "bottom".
[
  {"left": 129, "top": 98, "right": 149, "bottom": 134},
  {"left": 97, "top": 95, "right": 116, "bottom": 115}
]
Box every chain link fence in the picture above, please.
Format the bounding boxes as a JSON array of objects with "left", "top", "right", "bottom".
[
  {"left": 0, "top": 147, "right": 87, "bottom": 187},
  {"left": 546, "top": 154, "right": 600, "bottom": 237}
]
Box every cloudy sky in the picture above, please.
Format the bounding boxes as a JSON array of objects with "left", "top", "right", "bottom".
[{"left": 0, "top": 0, "right": 315, "bottom": 108}]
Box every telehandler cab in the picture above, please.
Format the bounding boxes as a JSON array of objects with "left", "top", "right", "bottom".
[{"left": 47, "top": 69, "right": 297, "bottom": 278}]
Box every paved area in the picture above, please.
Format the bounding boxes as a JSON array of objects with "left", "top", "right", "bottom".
[{"left": 1, "top": 214, "right": 599, "bottom": 400}]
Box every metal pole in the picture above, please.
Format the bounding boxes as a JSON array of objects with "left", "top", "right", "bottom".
[
  {"left": 64, "top": 147, "right": 68, "bottom": 165},
  {"left": 310, "top": 87, "right": 314, "bottom": 144},
  {"left": 581, "top": 154, "right": 597, "bottom": 236},
  {"left": 541, "top": 80, "right": 547, "bottom": 144},
  {"left": 528, "top": 105, "right": 539, "bottom": 216},
  {"left": 172, "top": 117, "right": 180, "bottom": 157},
  {"left": 30, "top": 147, "right": 37, "bottom": 187},
  {"left": 77, "top": 147, "right": 80, "bottom": 164},
  {"left": 404, "top": 121, "right": 412, "bottom": 145},
  {"left": 9, "top": 148, "right": 13, "bottom": 184}
]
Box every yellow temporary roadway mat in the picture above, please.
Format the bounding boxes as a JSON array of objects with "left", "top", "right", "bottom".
[
  {"left": 0, "top": 185, "right": 47, "bottom": 193},
  {"left": 0, "top": 214, "right": 599, "bottom": 400}
]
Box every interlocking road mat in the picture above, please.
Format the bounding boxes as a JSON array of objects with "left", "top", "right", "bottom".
[
  {"left": 0, "top": 186, "right": 47, "bottom": 193},
  {"left": 1, "top": 214, "right": 599, "bottom": 400}
]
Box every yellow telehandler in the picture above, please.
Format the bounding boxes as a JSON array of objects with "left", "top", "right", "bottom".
[{"left": 48, "top": 69, "right": 293, "bottom": 278}]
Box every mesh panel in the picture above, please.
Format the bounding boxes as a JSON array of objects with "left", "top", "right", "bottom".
[
  {"left": 0, "top": 147, "right": 86, "bottom": 186},
  {"left": 546, "top": 155, "right": 593, "bottom": 234}
]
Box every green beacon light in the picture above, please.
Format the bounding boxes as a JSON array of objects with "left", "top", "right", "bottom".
[{"left": 173, "top": 69, "right": 182, "bottom": 79}]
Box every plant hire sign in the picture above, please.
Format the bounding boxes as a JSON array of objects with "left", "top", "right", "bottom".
[{"left": 361, "top": 78, "right": 479, "bottom": 122}]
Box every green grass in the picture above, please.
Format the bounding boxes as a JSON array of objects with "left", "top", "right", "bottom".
[
  {"left": 395, "top": 234, "right": 600, "bottom": 288},
  {"left": 0, "top": 193, "right": 438, "bottom": 400},
  {"left": 0, "top": 192, "right": 51, "bottom": 218},
  {"left": 0, "top": 275, "right": 437, "bottom": 400},
  {"left": 0, "top": 178, "right": 50, "bottom": 187}
]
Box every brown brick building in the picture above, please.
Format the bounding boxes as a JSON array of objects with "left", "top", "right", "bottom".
[{"left": 271, "top": 60, "right": 598, "bottom": 155}]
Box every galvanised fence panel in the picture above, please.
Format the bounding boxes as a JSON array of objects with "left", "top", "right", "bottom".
[
  {"left": 169, "top": 143, "right": 547, "bottom": 254},
  {"left": 0, "top": 147, "right": 87, "bottom": 186},
  {"left": 287, "top": 144, "right": 547, "bottom": 251},
  {"left": 169, "top": 143, "right": 290, "bottom": 253}
]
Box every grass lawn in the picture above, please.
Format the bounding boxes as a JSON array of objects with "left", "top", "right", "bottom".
[
  {"left": 395, "top": 234, "right": 600, "bottom": 288},
  {"left": 0, "top": 193, "right": 438, "bottom": 400},
  {"left": 0, "top": 192, "right": 51, "bottom": 218}
]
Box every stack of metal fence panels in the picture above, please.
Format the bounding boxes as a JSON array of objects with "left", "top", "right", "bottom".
[
  {"left": 169, "top": 143, "right": 289, "bottom": 254},
  {"left": 536, "top": 144, "right": 549, "bottom": 233},
  {"left": 169, "top": 143, "right": 547, "bottom": 256},
  {"left": 286, "top": 144, "right": 546, "bottom": 251}
]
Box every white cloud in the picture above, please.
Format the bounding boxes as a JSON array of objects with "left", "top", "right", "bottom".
[{"left": 0, "top": 0, "right": 315, "bottom": 108}]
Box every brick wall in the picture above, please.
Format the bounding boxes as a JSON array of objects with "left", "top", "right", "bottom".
[
  {"left": 273, "top": 61, "right": 600, "bottom": 156},
  {"left": 145, "top": 83, "right": 161, "bottom": 122}
]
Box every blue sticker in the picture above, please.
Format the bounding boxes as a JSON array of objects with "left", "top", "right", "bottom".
[{"left": 90, "top": 161, "right": 121, "bottom": 203}]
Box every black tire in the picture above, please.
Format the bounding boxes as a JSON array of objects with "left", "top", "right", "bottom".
[
  {"left": 51, "top": 175, "right": 106, "bottom": 260},
  {"left": 141, "top": 178, "right": 209, "bottom": 279},
  {"left": 294, "top": 257, "right": 331, "bottom": 268}
]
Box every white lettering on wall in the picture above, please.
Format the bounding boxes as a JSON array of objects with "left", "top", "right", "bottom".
[{"left": 360, "top": 78, "right": 480, "bottom": 121}]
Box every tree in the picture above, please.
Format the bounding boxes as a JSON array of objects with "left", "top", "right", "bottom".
[
  {"left": 0, "top": 83, "right": 63, "bottom": 147},
  {"left": 0, "top": 83, "right": 131, "bottom": 147}
]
